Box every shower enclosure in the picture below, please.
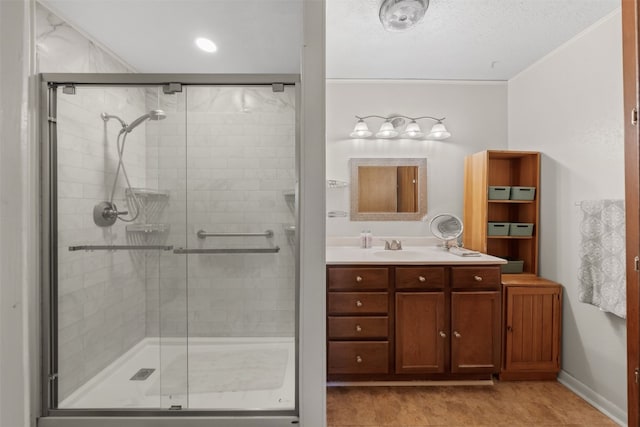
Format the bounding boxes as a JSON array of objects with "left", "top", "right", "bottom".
[{"left": 40, "top": 74, "right": 299, "bottom": 425}]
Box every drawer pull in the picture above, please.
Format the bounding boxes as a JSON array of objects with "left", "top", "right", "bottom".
[
  {"left": 355, "top": 276, "right": 363, "bottom": 282},
  {"left": 439, "top": 331, "right": 446, "bottom": 338},
  {"left": 356, "top": 300, "right": 363, "bottom": 307},
  {"left": 418, "top": 276, "right": 426, "bottom": 282},
  {"left": 356, "top": 355, "right": 363, "bottom": 363},
  {"left": 355, "top": 324, "right": 362, "bottom": 332},
  {"left": 473, "top": 275, "right": 483, "bottom": 282},
  {"left": 454, "top": 331, "right": 462, "bottom": 338}
]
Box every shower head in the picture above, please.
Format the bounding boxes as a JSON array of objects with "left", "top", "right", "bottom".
[
  {"left": 101, "top": 112, "right": 126, "bottom": 127},
  {"left": 123, "top": 109, "right": 167, "bottom": 133}
]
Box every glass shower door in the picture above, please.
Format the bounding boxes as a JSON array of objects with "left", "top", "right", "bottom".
[
  {"left": 181, "top": 85, "right": 297, "bottom": 410},
  {"left": 53, "top": 84, "right": 188, "bottom": 410}
]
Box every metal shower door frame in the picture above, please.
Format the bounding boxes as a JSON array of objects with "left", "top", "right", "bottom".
[{"left": 38, "top": 73, "right": 301, "bottom": 426}]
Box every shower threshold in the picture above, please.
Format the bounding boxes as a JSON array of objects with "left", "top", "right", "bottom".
[{"left": 59, "top": 337, "right": 295, "bottom": 411}]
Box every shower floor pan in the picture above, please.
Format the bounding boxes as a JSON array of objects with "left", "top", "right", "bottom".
[{"left": 59, "top": 337, "right": 295, "bottom": 410}]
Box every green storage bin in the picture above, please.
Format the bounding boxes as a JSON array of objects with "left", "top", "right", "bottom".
[
  {"left": 488, "top": 222, "right": 510, "bottom": 236},
  {"left": 510, "top": 186, "right": 536, "bottom": 200},
  {"left": 501, "top": 260, "right": 524, "bottom": 274},
  {"left": 488, "top": 186, "right": 511, "bottom": 200},
  {"left": 509, "top": 223, "right": 534, "bottom": 236}
]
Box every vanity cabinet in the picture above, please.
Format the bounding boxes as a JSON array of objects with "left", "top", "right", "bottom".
[
  {"left": 327, "top": 266, "right": 391, "bottom": 375},
  {"left": 500, "top": 277, "right": 562, "bottom": 380},
  {"left": 327, "top": 264, "right": 502, "bottom": 381},
  {"left": 451, "top": 291, "right": 501, "bottom": 373},
  {"left": 395, "top": 292, "right": 446, "bottom": 373}
]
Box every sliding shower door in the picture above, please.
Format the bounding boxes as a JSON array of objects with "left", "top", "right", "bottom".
[
  {"left": 45, "top": 76, "right": 298, "bottom": 418},
  {"left": 181, "top": 85, "right": 297, "bottom": 410},
  {"left": 53, "top": 84, "right": 188, "bottom": 410}
]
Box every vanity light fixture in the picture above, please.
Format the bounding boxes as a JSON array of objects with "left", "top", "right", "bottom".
[
  {"left": 195, "top": 37, "right": 218, "bottom": 53},
  {"left": 350, "top": 115, "right": 451, "bottom": 140}
]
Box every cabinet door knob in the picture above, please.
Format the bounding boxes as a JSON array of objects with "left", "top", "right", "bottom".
[
  {"left": 356, "top": 276, "right": 363, "bottom": 282},
  {"left": 507, "top": 325, "right": 513, "bottom": 332},
  {"left": 356, "top": 300, "right": 363, "bottom": 307},
  {"left": 439, "top": 331, "right": 447, "bottom": 338},
  {"left": 454, "top": 331, "right": 461, "bottom": 338},
  {"left": 473, "top": 275, "right": 483, "bottom": 282},
  {"left": 418, "top": 276, "right": 426, "bottom": 282},
  {"left": 356, "top": 355, "right": 363, "bottom": 363},
  {"left": 355, "top": 324, "right": 362, "bottom": 332}
]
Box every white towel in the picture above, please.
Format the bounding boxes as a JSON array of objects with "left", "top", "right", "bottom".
[{"left": 578, "top": 199, "right": 626, "bottom": 318}]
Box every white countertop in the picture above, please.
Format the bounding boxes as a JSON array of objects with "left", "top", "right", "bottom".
[{"left": 326, "top": 244, "right": 507, "bottom": 265}]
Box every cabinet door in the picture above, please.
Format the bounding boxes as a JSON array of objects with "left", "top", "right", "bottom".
[
  {"left": 451, "top": 291, "right": 501, "bottom": 374},
  {"left": 505, "top": 286, "right": 561, "bottom": 372},
  {"left": 395, "top": 292, "right": 446, "bottom": 374}
]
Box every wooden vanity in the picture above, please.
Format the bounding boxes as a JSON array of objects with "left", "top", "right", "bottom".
[
  {"left": 326, "top": 246, "right": 562, "bottom": 382},
  {"left": 326, "top": 247, "right": 505, "bottom": 382}
]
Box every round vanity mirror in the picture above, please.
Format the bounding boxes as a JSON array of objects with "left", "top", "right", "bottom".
[{"left": 429, "top": 213, "right": 463, "bottom": 248}]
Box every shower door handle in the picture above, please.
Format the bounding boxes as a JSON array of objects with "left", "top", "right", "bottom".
[{"left": 173, "top": 247, "right": 280, "bottom": 254}]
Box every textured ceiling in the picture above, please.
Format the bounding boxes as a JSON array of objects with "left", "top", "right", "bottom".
[
  {"left": 327, "top": 0, "right": 620, "bottom": 80},
  {"left": 40, "top": 0, "right": 619, "bottom": 80}
]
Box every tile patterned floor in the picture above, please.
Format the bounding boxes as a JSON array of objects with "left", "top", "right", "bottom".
[{"left": 327, "top": 381, "right": 619, "bottom": 426}]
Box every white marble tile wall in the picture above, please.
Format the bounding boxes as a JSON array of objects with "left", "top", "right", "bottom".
[
  {"left": 147, "top": 86, "right": 297, "bottom": 338},
  {"left": 36, "top": 3, "right": 148, "bottom": 401},
  {"left": 35, "top": 3, "right": 133, "bottom": 73}
]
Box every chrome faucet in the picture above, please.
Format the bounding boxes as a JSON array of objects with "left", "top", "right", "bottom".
[{"left": 384, "top": 239, "right": 403, "bottom": 250}]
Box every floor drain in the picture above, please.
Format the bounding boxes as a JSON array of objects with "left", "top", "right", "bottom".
[{"left": 130, "top": 368, "right": 155, "bottom": 381}]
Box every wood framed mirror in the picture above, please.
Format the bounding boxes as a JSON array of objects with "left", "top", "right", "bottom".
[{"left": 349, "top": 158, "right": 427, "bottom": 221}]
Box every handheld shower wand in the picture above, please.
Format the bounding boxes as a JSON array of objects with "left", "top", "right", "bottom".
[{"left": 94, "top": 110, "right": 167, "bottom": 227}]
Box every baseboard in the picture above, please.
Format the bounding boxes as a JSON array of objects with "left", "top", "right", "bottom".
[
  {"left": 557, "top": 370, "right": 626, "bottom": 426},
  {"left": 328, "top": 379, "right": 494, "bottom": 387}
]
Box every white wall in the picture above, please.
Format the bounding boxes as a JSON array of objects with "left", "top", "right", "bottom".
[
  {"left": 508, "top": 10, "right": 626, "bottom": 423},
  {"left": 326, "top": 80, "right": 508, "bottom": 237},
  {"left": 0, "top": 1, "right": 35, "bottom": 426}
]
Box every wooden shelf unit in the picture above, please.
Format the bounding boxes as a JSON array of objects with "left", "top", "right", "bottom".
[{"left": 463, "top": 150, "right": 541, "bottom": 276}]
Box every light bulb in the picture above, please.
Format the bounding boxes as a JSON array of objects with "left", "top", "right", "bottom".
[
  {"left": 427, "top": 122, "right": 451, "bottom": 140},
  {"left": 401, "top": 120, "right": 424, "bottom": 138},
  {"left": 350, "top": 119, "right": 373, "bottom": 138},
  {"left": 376, "top": 121, "right": 399, "bottom": 138}
]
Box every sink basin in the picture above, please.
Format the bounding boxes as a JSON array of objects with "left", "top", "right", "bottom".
[{"left": 372, "top": 250, "right": 426, "bottom": 260}]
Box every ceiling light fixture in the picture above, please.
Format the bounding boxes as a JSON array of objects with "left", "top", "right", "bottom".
[
  {"left": 195, "top": 37, "right": 218, "bottom": 53},
  {"left": 379, "top": 0, "right": 429, "bottom": 32},
  {"left": 350, "top": 115, "right": 451, "bottom": 140}
]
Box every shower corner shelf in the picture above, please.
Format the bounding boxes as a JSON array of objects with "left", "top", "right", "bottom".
[
  {"left": 283, "top": 190, "right": 295, "bottom": 202},
  {"left": 126, "top": 223, "right": 170, "bottom": 233},
  {"left": 125, "top": 187, "right": 170, "bottom": 199},
  {"left": 283, "top": 224, "right": 296, "bottom": 236},
  {"left": 327, "top": 179, "right": 348, "bottom": 189}
]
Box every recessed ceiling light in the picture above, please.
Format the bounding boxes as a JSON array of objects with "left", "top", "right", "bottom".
[{"left": 195, "top": 37, "right": 217, "bottom": 53}]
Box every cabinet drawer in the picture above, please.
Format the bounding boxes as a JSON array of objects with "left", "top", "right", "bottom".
[
  {"left": 451, "top": 266, "right": 501, "bottom": 289},
  {"left": 395, "top": 267, "right": 446, "bottom": 289},
  {"left": 328, "top": 292, "right": 388, "bottom": 315},
  {"left": 328, "top": 267, "right": 389, "bottom": 290},
  {"left": 328, "top": 341, "right": 389, "bottom": 374},
  {"left": 328, "top": 316, "right": 389, "bottom": 339}
]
